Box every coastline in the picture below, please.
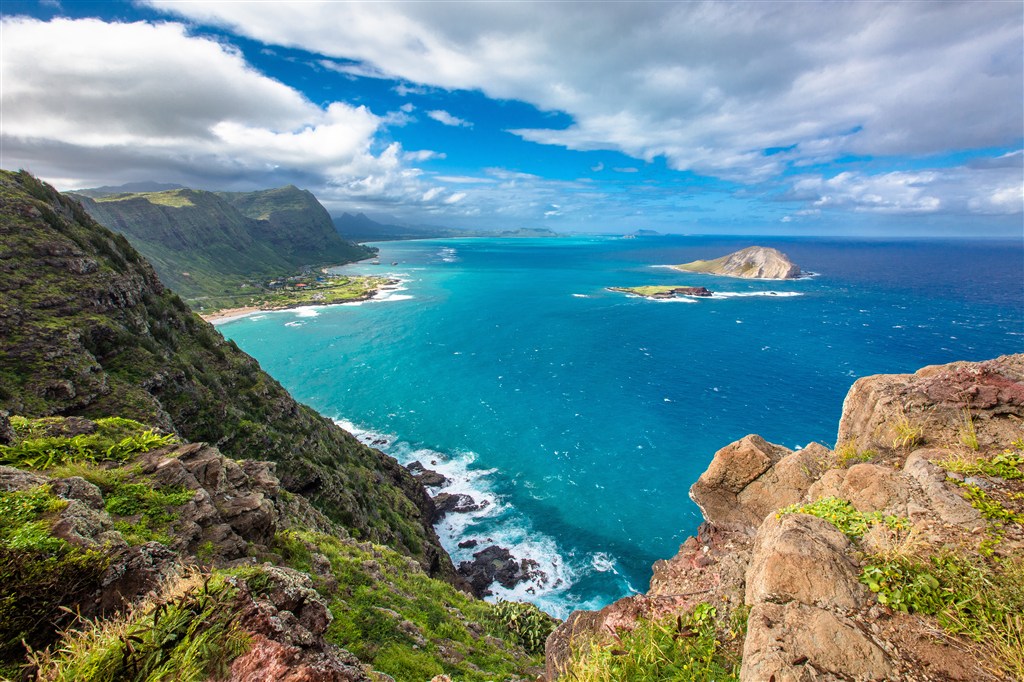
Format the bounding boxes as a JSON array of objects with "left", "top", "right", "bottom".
[{"left": 201, "top": 278, "right": 401, "bottom": 325}]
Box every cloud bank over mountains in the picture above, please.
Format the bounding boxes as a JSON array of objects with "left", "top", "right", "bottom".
[{"left": 2, "top": 2, "right": 1021, "bottom": 233}]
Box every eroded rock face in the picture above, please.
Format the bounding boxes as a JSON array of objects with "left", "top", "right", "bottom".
[
  {"left": 229, "top": 566, "right": 371, "bottom": 682},
  {"left": 837, "top": 354, "right": 1024, "bottom": 453}
]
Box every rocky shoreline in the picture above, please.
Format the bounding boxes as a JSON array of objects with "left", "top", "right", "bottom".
[
  {"left": 406, "top": 460, "right": 548, "bottom": 599},
  {"left": 608, "top": 285, "right": 714, "bottom": 299}
]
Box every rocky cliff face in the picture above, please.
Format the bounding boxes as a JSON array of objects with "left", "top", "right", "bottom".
[
  {"left": 70, "top": 185, "right": 372, "bottom": 303},
  {"left": 0, "top": 415, "right": 547, "bottom": 680},
  {"left": 0, "top": 170, "right": 448, "bottom": 578},
  {"left": 674, "top": 246, "right": 801, "bottom": 279},
  {"left": 547, "top": 354, "right": 1024, "bottom": 681}
]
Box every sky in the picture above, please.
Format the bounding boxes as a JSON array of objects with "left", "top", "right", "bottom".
[{"left": 2, "top": 1, "right": 1022, "bottom": 236}]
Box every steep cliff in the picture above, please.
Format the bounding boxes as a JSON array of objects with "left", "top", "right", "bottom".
[
  {"left": 0, "top": 170, "right": 447, "bottom": 578},
  {"left": 69, "top": 186, "right": 372, "bottom": 304},
  {"left": 548, "top": 354, "right": 1024, "bottom": 681},
  {"left": 673, "top": 246, "right": 801, "bottom": 279},
  {"left": 218, "top": 185, "right": 369, "bottom": 267}
]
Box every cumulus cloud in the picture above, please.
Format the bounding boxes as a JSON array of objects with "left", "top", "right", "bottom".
[
  {"left": 147, "top": 1, "right": 1022, "bottom": 184},
  {"left": 426, "top": 110, "right": 473, "bottom": 128},
  {"left": 0, "top": 16, "right": 434, "bottom": 206},
  {"left": 787, "top": 162, "right": 1023, "bottom": 216}
]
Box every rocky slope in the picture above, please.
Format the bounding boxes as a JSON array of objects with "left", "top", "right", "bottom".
[
  {"left": 69, "top": 185, "right": 372, "bottom": 304},
  {"left": 674, "top": 246, "right": 801, "bottom": 279},
  {"left": 0, "top": 170, "right": 447, "bottom": 578},
  {"left": 0, "top": 414, "right": 549, "bottom": 681},
  {"left": 547, "top": 354, "right": 1024, "bottom": 681}
]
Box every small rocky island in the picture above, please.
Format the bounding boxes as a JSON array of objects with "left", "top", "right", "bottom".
[
  {"left": 673, "top": 245, "right": 801, "bottom": 279},
  {"left": 608, "top": 285, "right": 713, "bottom": 299}
]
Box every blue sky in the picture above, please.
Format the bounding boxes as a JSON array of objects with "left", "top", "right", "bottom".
[{"left": 2, "top": 1, "right": 1022, "bottom": 236}]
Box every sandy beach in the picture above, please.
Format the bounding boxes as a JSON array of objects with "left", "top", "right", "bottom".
[{"left": 200, "top": 306, "right": 265, "bottom": 325}]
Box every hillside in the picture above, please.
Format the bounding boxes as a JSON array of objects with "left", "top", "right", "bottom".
[
  {"left": 0, "top": 170, "right": 449, "bottom": 578},
  {"left": 69, "top": 186, "right": 373, "bottom": 306},
  {"left": 0, "top": 414, "right": 551, "bottom": 680},
  {"left": 334, "top": 211, "right": 465, "bottom": 242},
  {"left": 218, "top": 185, "right": 369, "bottom": 266}
]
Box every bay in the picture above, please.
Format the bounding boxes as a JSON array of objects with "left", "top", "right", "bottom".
[{"left": 219, "top": 235, "right": 1023, "bottom": 616}]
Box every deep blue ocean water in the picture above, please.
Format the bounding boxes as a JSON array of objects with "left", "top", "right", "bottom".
[{"left": 218, "top": 236, "right": 1023, "bottom": 617}]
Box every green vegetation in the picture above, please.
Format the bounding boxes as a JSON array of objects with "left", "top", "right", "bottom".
[
  {"left": 833, "top": 440, "right": 878, "bottom": 467},
  {"left": 492, "top": 600, "right": 558, "bottom": 654},
  {"left": 959, "top": 409, "right": 980, "bottom": 451},
  {"left": 564, "top": 604, "right": 741, "bottom": 682},
  {"left": 861, "top": 554, "right": 1024, "bottom": 679},
  {"left": 0, "top": 486, "right": 110, "bottom": 661},
  {"left": 31, "top": 572, "right": 249, "bottom": 682},
  {"left": 891, "top": 411, "right": 924, "bottom": 450},
  {"left": 202, "top": 273, "right": 391, "bottom": 314},
  {"left": 70, "top": 184, "right": 374, "bottom": 305},
  {"left": 1, "top": 416, "right": 176, "bottom": 470},
  {"left": 939, "top": 440, "right": 1024, "bottom": 481},
  {"left": 777, "top": 497, "right": 907, "bottom": 540},
  {"left": 0, "top": 170, "right": 446, "bottom": 574},
  {"left": 272, "top": 529, "right": 546, "bottom": 681},
  {"left": 105, "top": 482, "right": 195, "bottom": 546}
]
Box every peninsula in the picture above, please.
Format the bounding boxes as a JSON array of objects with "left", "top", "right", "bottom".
[{"left": 673, "top": 246, "right": 801, "bottom": 279}]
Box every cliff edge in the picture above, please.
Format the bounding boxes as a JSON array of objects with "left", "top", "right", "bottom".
[
  {"left": 673, "top": 246, "right": 801, "bottom": 279},
  {"left": 547, "top": 354, "right": 1024, "bottom": 681}
]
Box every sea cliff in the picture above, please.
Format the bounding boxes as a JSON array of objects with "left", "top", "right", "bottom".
[{"left": 546, "top": 354, "right": 1024, "bottom": 681}]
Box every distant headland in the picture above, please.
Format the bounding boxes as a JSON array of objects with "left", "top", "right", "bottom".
[{"left": 673, "top": 246, "right": 801, "bottom": 279}]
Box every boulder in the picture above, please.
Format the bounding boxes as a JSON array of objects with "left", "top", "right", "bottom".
[
  {"left": 456, "top": 545, "right": 542, "bottom": 598},
  {"left": 690, "top": 435, "right": 824, "bottom": 531}
]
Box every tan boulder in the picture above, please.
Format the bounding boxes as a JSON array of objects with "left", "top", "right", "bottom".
[{"left": 691, "top": 435, "right": 827, "bottom": 531}]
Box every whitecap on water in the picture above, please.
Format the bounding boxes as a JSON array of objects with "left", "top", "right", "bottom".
[{"left": 333, "top": 416, "right": 586, "bottom": 618}]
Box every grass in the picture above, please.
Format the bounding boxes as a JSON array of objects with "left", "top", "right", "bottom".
[
  {"left": 890, "top": 408, "right": 924, "bottom": 450},
  {"left": 959, "top": 409, "right": 980, "bottom": 451},
  {"left": 938, "top": 440, "right": 1024, "bottom": 481},
  {"left": 563, "top": 603, "right": 741, "bottom": 682},
  {"left": 777, "top": 496, "right": 907, "bottom": 540},
  {"left": 861, "top": 553, "right": 1024, "bottom": 680},
  {"left": 0, "top": 416, "right": 176, "bottom": 470},
  {"left": 834, "top": 440, "right": 878, "bottom": 467},
  {"left": 0, "top": 486, "right": 110, "bottom": 661},
  {"left": 271, "top": 529, "right": 547, "bottom": 682},
  {"left": 30, "top": 571, "right": 249, "bottom": 682}
]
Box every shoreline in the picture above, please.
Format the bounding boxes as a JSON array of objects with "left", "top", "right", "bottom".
[{"left": 201, "top": 278, "right": 401, "bottom": 325}]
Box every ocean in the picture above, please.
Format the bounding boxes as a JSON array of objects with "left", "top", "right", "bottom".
[{"left": 217, "top": 235, "right": 1023, "bottom": 617}]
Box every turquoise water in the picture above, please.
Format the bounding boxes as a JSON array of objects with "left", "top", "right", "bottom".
[{"left": 219, "top": 236, "right": 1023, "bottom": 616}]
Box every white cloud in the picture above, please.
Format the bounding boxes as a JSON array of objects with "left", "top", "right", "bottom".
[
  {"left": 426, "top": 110, "right": 473, "bottom": 128},
  {"left": 789, "top": 163, "right": 1023, "bottom": 216},
  {"left": 146, "top": 1, "right": 1022, "bottom": 184},
  {"left": 0, "top": 16, "right": 444, "bottom": 208}
]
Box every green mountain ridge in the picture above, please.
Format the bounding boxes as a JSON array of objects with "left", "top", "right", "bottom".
[
  {"left": 0, "top": 170, "right": 449, "bottom": 578},
  {"left": 68, "top": 185, "right": 373, "bottom": 306}
]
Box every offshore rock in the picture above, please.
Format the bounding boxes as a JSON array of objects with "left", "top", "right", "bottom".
[
  {"left": 456, "top": 545, "right": 542, "bottom": 598},
  {"left": 673, "top": 246, "right": 801, "bottom": 279}
]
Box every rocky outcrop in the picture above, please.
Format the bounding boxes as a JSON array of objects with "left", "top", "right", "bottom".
[
  {"left": 838, "top": 354, "right": 1024, "bottom": 453},
  {"left": 457, "top": 545, "right": 543, "bottom": 598},
  {"left": 673, "top": 246, "right": 801, "bottom": 279},
  {"left": 690, "top": 435, "right": 828, "bottom": 532},
  {"left": 229, "top": 566, "right": 372, "bottom": 682},
  {"left": 547, "top": 355, "right": 1023, "bottom": 681}
]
